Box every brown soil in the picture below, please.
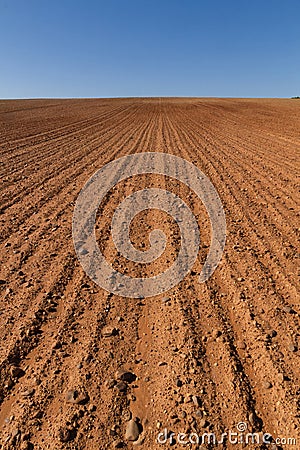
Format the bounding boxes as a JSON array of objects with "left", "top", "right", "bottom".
[{"left": 0, "top": 98, "right": 299, "bottom": 450}]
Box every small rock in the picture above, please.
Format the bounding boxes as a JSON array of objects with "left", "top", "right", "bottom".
[
  {"left": 125, "top": 419, "right": 140, "bottom": 441},
  {"left": 212, "top": 330, "right": 222, "bottom": 339},
  {"left": 277, "top": 373, "right": 284, "bottom": 383},
  {"left": 113, "top": 441, "right": 124, "bottom": 448},
  {"left": 4, "top": 287, "right": 13, "bottom": 297},
  {"left": 10, "top": 366, "right": 25, "bottom": 379},
  {"left": 177, "top": 395, "right": 184, "bottom": 404},
  {"left": 12, "top": 428, "right": 20, "bottom": 439},
  {"left": 237, "top": 341, "right": 246, "bottom": 350},
  {"left": 248, "top": 412, "right": 257, "bottom": 427},
  {"left": 158, "top": 361, "right": 167, "bottom": 367},
  {"left": 192, "top": 395, "right": 201, "bottom": 406},
  {"left": 109, "top": 427, "right": 118, "bottom": 437},
  {"left": 199, "top": 419, "right": 209, "bottom": 428},
  {"left": 122, "top": 410, "right": 132, "bottom": 421},
  {"left": 65, "top": 389, "right": 89, "bottom": 405},
  {"left": 21, "top": 432, "right": 30, "bottom": 441},
  {"left": 262, "top": 381, "right": 272, "bottom": 389},
  {"left": 5, "top": 378, "right": 14, "bottom": 389},
  {"left": 142, "top": 418, "right": 149, "bottom": 428},
  {"left": 51, "top": 341, "right": 62, "bottom": 350},
  {"left": 115, "top": 369, "right": 136, "bottom": 383},
  {"left": 105, "top": 379, "right": 116, "bottom": 389},
  {"left": 288, "top": 344, "right": 298, "bottom": 352},
  {"left": 21, "top": 388, "right": 35, "bottom": 397},
  {"left": 0, "top": 279, "right": 7, "bottom": 285},
  {"left": 175, "top": 378, "right": 182, "bottom": 387},
  {"left": 20, "top": 442, "right": 34, "bottom": 450},
  {"left": 115, "top": 381, "right": 127, "bottom": 393},
  {"left": 102, "top": 326, "right": 118, "bottom": 337},
  {"left": 283, "top": 306, "right": 294, "bottom": 314},
  {"left": 59, "top": 427, "right": 75, "bottom": 443}
]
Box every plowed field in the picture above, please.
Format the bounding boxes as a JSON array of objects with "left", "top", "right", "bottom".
[{"left": 0, "top": 98, "right": 299, "bottom": 450}]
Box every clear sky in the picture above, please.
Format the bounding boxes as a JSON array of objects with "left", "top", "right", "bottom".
[{"left": 0, "top": 0, "right": 299, "bottom": 98}]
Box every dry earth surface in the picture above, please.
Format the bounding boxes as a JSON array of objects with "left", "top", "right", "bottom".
[{"left": 0, "top": 98, "right": 299, "bottom": 450}]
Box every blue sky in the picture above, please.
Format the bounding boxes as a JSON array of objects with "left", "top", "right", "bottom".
[{"left": 0, "top": 0, "right": 299, "bottom": 98}]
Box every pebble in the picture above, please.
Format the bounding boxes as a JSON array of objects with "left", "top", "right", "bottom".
[
  {"left": 102, "top": 326, "right": 118, "bottom": 337},
  {"left": 115, "top": 369, "right": 136, "bottom": 383},
  {"left": 51, "top": 341, "right": 62, "bottom": 350},
  {"left": 4, "top": 287, "right": 12, "bottom": 297},
  {"left": 248, "top": 412, "right": 256, "bottom": 427},
  {"left": 277, "top": 373, "right": 284, "bottom": 383},
  {"left": 109, "top": 427, "right": 118, "bottom": 437},
  {"left": 105, "top": 379, "right": 116, "bottom": 389},
  {"left": 212, "top": 330, "right": 222, "bottom": 339},
  {"left": 192, "top": 395, "right": 201, "bottom": 406},
  {"left": 10, "top": 366, "right": 25, "bottom": 379},
  {"left": 115, "top": 381, "right": 127, "bottom": 392},
  {"left": 199, "top": 419, "right": 209, "bottom": 428},
  {"left": 125, "top": 419, "right": 140, "bottom": 441},
  {"left": 283, "top": 306, "right": 294, "bottom": 314},
  {"left": 20, "top": 442, "right": 34, "bottom": 450},
  {"left": 122, "top": 410, "right": 132, "bottom": 421},
  {"left": 113, "top": 442, "right": 124, "bottom": 448},
  {"left": 59, "top": 427, "right": 75, "bottom": 443},
  {"left": 158, "top": 361, "right": 167, "bottom": 366},
  {"left": 262, "top": 381, "right": 272, "bottom": 389},
  {"left": 21, "top": 388, "right": 35, "bottom": 397},
  {"left": 65, "top": 389, "right": 89, "bottom": 405},
  {"left": 288, "top": 344, "right": 298, "bottom": 352},
  {"left": 177, "top": 395, "right": 184, "bottom": 404},
  {"left": 237, "top": 341, "right": 246, "bottom": 350}
]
